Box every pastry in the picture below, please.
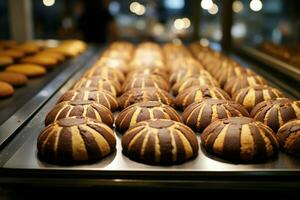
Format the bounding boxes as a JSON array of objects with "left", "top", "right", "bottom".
[
  {"left": 127, "top": 68, "right": 169, "bottom": 80},
  {"left": 37, "top": 51, "right": 65, "bottom": 62},
  {"left": 122, "top": 75, "right": 170, "bottom": 92},
  {"left": 276, "top": 119, "right": 300, "bottom": 158},
  {"left": 72, "top": 76, "right": 121, "bottom": 96},
  {"left": 0, "top": 72, "right": 28, "bottom": 86},
  {"left": 115, "top": 101, "right": 181, "bottom": 132},
  {"left": 5, "top": 64, "right": 46, "bottom": 77},
  {"left": 0, "top": 81, "right": 14, "bottom": 97},
  {"left": 83, "top": 67, "right": 125, "bottom": 83},
  {"left": 57, "top": 88, "right": 118, "bottom": 111},
  {"left": 122, "top": 119, "right": 198, "bottom": 165},
  {"left": 37, "top": 116, "right": 116, "bottom": 163},
  {"left": 118, "top": 87, "right": 173, "bottom": 109},
  {"left": 214, "top": 66, "right": 255, "bottom": 87},
  {"left": 224, "top": 75, "right": 267, "bottom": 96},
  {"left": 201, "top": 117, "right": 279, "bottom": 162},
  {"left": 45, "top": 100, "right": 114, "bottom": 126},
  {"left": 16, "top": 43, "right": 41, "bottom": 54},
  {"left": 21, "top": 55, "right": 58, "bottom": 68},
  {"left": 169, "top": 68, "right": 211, "bottom": 86},
  {"left": 0, "top": 55, "right": 13, "bottom": 67},
  {"left": 172, "top": 75, "right": 219, "bottom": 96},
  {"left": 175, "top": 85, "right": 231, "bottom": 110},
  {"left": 183, "top": 99, "right": 249, "bottom": 133},
  {"left": 232, "top": 85, "right": 284, "bottom": 111},
  {"left": 0, "top": 48, "right": 24, "bottom": 59},
  {"left": 251, "top": 98, "right": 300, "bottom": 132}
]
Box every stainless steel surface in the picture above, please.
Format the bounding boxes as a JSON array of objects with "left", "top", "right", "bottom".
[
  {"left": 0, "top": 47, "right": 95, "bottom": 148},
  {"left": 1, "top": 49, "right": 300, "bottom": 189},
  {"left": 241, "top": 46, "right": 300, "bottom": 81}
]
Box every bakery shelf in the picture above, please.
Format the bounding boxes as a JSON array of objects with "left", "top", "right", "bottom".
[
  {"left": 0, "top": 48, "right": 300, "bottom": 190},
  {"left": 0, "top": 45, "right": 99, "bottom": 148}
]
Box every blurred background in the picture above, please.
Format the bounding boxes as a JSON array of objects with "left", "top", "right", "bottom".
[{"left": 1, "top": 0, "right": 300, "bottom": 46}]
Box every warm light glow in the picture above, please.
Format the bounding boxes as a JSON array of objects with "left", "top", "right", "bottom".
[
  {"left": 233, "top": 1, "right": 243, "bottom": 13},
  {"left": 129, "top": 2, "right": 146, "bottom": 16},
  {"left": 182, "top": 17, "right": 191, "bottom": 29},
  {"left": 208, "top": 4, "right": 218, "bottom": 15},
  {"left": 152, "top": 24, "right": 164, "bottom": 36},
  {"left": 250, "top": 0, "right": 263, "bottom": 12},
  {"left": 201, "top": 0, "right": 213, "bottom": 10},
  {"left": 200, "top": 38, "right": 210, "bottom": 47},
  {"left": 43, "top": 0, "right": 55, "bottom": 7},
  {"left": 174, "top": 19, "right": 185, "bottom": 30}
]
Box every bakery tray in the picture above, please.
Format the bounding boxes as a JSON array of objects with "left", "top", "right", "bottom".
[
  {"left": 1, "top": 50, "right": 300, "bottom": 190},
  {"left": 0, "top": 45, "right": 99, "bottom": 148}
]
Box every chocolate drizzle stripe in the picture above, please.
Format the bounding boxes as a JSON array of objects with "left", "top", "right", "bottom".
[
  {"left": 56, "top": 127, "right": 73, "bottom": 161},
  {"left": 129, "top": 107, "right": 142, "bottom": 127},
  {"left": 169, "top": 129, "right": 177, "bottom": 161},
  {"left": 78, "top": 126, "right": 102, "bottom": 159},
  {"left": 87, "top": 123, "right": 116, "bottom": 149},
  {"left": 140, "top": 131, "right": 150, "bottom": 157},
  {"left": 249, "top": 124, "right": 266, "bottom": 160},
  {"left": 173, "top": 130, "right": 186, "bottom": 161},
  {"left": 223, "top": 124, "right": 241, "bottom": 160},
  {"left": 127, "top": 131, "right": 145, "bottom": 151}
]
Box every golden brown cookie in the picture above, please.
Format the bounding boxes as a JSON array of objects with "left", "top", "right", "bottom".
[
  {"left": 0, "top": 55, "right": 14, "bottom": 67},
  {"left": 0, "top": 48, "right": 25, "bottom": 59},
  {"left": 0, "top": 81, "right": 14, "bottom": 97},
  {"left": 6, "top": 64, "right": 46, "bottom": 77},
  {"left": 21, "top": 55, "right": 58, "bottom": 68},
  {"left": 0, "top": 72, "right": 28, "bottom": 86},
  {"left": 16, "top": 43, "right": 41, "bottom": 54}
]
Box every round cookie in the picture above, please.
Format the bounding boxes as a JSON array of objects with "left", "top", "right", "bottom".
[
  {"left": 201, "top": 117, "right": 279, "bottom": 162},
  {"left": 36, "top": 51, "right": 65, "bottom": 62},
  {"left": 232, "top": 85, "right": 284, "bottom": 112},
  {"left": 122, "top": 75, "right": 170, "bottom": 92},
  {"left": 21, "top": 55, "right": 58, "bottom": 68},
  {"left": 5, "top": 64, "right": 46, "bottom": 77},
  {"left": 0, "top": 81, "right": 14, "bottom": 97},
  {"left": 37, "top": 116, "right": 116, "bottom": 163},
  {"left": 172, "top": 75, "right": 219, "bottom": 96},
  {"left": 276, "top": 119, "right": 300, "bottom": 158},
  {"left": 215, "top": 67, "right": 255, "bottom": 87},
  {"left": 224, "top": 75, "right": 267, "bottom": 96},
  {"left": 169, "top": 68, "right": 210, "bottom": 86},
  {"left": 0, "top": 72, "right": 28, "bottom": 86},
  {"left": 251, "top": 98, "right": 300, "bottom": 132},
  {"left": 72, "top": 76, "right": 121, "bottom": 96},
  {"left": 0, "top": 55, "right": 13, "bottom": 67},
  {"left": 115, "top": 101, "right": 181, "bottom": 132},
  {"left": 45, "top": 100, "right": 114, "bottom": 126},
  {"left": 183, "top": 99, "right": 249, "bottom": 133},
  {"left": 57, "top": 88, "right": 118, "bottom": 111},
  {"left": 0, "top": 49, "right": 24, "bottom": 59},
  {"left": 118, "top": 87, "right": 173, "bottom": 109},
  {"left": 16, "top": 43, "right": 41, "bottom": 54},
  {"left": 84, "top": 67, "right": 125, "bottom": 83},
  {"left": 175, "top": 85, "right": 231, "bottom": 110},
  {"left": 122, "top": 119, "right": 199, "bottom": 165}
]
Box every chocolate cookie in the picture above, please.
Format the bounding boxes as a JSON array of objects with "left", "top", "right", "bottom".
[{"left": 122, "top": 119, "right": 198, "bottom": 165}]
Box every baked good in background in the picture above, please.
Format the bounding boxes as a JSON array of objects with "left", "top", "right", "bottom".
[
  {"left": 251, "top": 98, "right": 300, "bottom": 132},
  {"left": 169, "top": 68, "right": 208, "bottom": 86},
  {"left": 201, "top": 117, "right": 279, "bottom": 162},
  {"left": 0, "top": 40, "right": 18, "bottom": 49},
  {"left": 0, "top": 55, "right": 14, "bottom": 67},
  {"left": 232, "top": 85, "right": 284, "bottom": 111},
  {"left": 72, "top": 76, "right": 121, "bottom": 96},
  {"left": 122, "top": 75, "right": 170, "bottom": 92},
  {"left": 118, "top": 87, "right": 173, "bottom": 109},
  {"left": 57, "top": 88, "right": 118, "bottom": 111},
  {"left": 0, "top": 81, "right": 14, "bottom": 97},
  {"left": 122, "top": 119, "right": 198, "bottom": 165},
  {"left": 276, "top": 119, "right": 300, "bottom": 158},
  {"left": 115, "top": 101, "right": 181, "bottom": 133},
  {"left": 183, "top": 99, "right": 249, "bottom": 133},
  {"left": 83, "top": 67, "right": 125, "bottom": 84},
  {"left": 126, "top": 68, "right": 169, "bottom": 81},
  {"left": 21, "top": 55, "right": 58, "bottom": 68},
  {"left": 95, "top": 57, "right": 129, "bottom": 74},
  {"left": 224, "top": 75, "right": 267, "bottom": 96},
  {"left": 5, "top": 64, "right": 46, "bottom": 77},
  {"left": 171, "top": 75, "right": 219, "bottom": 96},
  {"left": 0, "top": 72, "right": 28, "bottom": 86},
  {"left": 214, "top": 67, "right": 255, "bottom": 87},
  {"left": 175, "top": 85, "right": 231, "bottom": 110},
  {"left": 37, "top": 116, "right": 116, "bottom": 163},
  {"left": 0, "top": 48, "right": 25, "bottom": 59},
  {"left": 45, "top": 100, "right": 114, "bottom": 127},
  {"left": 16, "top": 42, "right": 41, "bottom": 54},
  {"left": 36, "top": 51, "right": 66, "bottom": 62}
]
